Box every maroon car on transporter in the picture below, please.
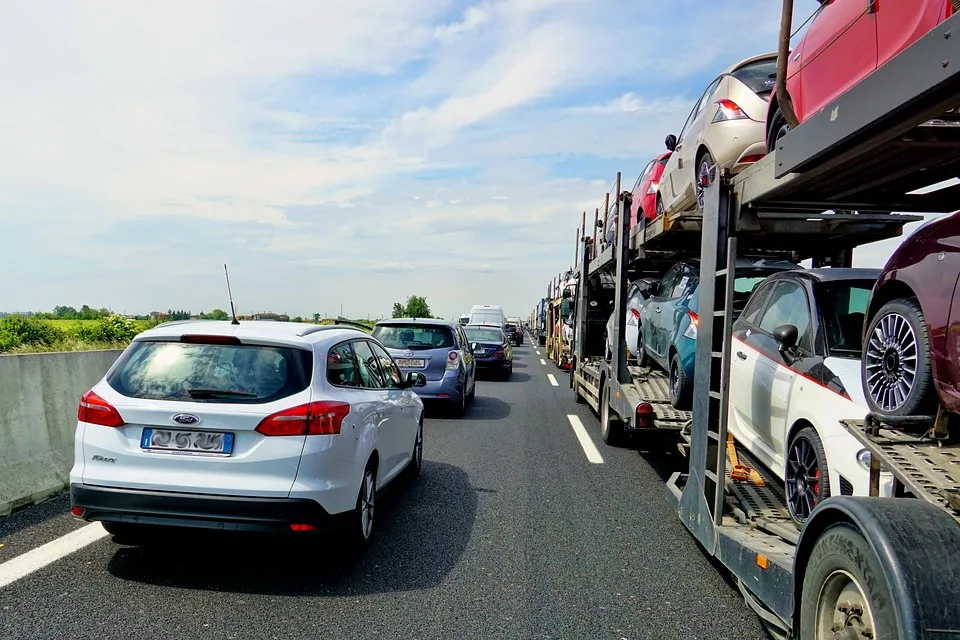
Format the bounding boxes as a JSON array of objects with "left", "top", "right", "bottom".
[{"left": 861, "top": 211, "right": 960, "bottom": 418}]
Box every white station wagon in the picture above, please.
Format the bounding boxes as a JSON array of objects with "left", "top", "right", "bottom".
[{"left": 69, "top": 320, "right": 426, "bottom": 549}]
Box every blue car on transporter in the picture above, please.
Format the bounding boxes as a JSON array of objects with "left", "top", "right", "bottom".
[
  {"left": 371, "top": 318, "right": 477, "bottom": 416},
  {"left": 638, "top": 257, "right": 800, "bottom": 410}
]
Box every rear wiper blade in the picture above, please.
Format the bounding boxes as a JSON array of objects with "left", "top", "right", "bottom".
[{"left": 186, "top": 388, "right": 257, "bottom": 399}]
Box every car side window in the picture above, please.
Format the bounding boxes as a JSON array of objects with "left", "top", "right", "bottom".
[
  {"left": 326, "top": 341, "right": 360, "bottom": 388},
  {"left": 740, "top": 281, "right": 776, "bottom": 325},
  {"left": 353, "top": 340, "right": 386, "bottom": 389},
  {"left": 634, "top": 160, "right": 655, "bottom": 191},
  {"left": 657, "top": 265, "right": 682, "bottom": 297},
  {"left": 758, "top": 281, "right": 813, "bottom": 351},
  {"left": 677, "top": 100, "right": 701, "bottom": 142},
  {"left": 696, "top": 77, "right": 723, "bottom": 116},
  {"left": 369, "top": 342, "right": 404, "bottom": 388},
  {"left": 671, "top": 265, "right": 697, "bottom": 298}
]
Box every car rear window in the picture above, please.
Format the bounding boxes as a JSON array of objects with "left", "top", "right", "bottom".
[
  {"left": 471, "top": 312, "right": 502, "bottom": 325},
  {"left": 465, "top": 327, "right": 503, "bottom": 343},
  {"left": 372, "top": 324, "right": 455, "bottom": 350},
  {"left": 106, "top": 340, "right": 313, "bottom": 404},
  {"left": 731, "top": 59, "right": 778, "bottom": 95}
]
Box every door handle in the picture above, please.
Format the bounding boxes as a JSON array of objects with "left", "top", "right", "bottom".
[{"left": 736, "top": 351, "right": 747, "bottom": 360}]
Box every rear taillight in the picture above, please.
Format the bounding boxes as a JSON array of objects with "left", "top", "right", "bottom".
[
  {"left": 739, "top": 154, "right": 766, "bottom": 165},
  {"left": 713, "top": 99, "right": 748, "bottom": 123},
  {"left": 635, "top": 402, "right": 655, "bottom": 428},
  {"left": 492, "top": 346, "right": 505, "bottom": 358},
  {"left": 684, "top": 311, "right": 699, "bottom": 339},
  {"left": 630, "top": 308, "right": 641, "bottom": 320},
  {"left": 78, "top": 390, "right": 125, "bottom": 428},
  {"left": 255, "top": 401, "right": 350, "bottom": 436},
  {"left": 446, "top": 350, "right": 461, "bottom": 370},
  {"left": 646, "top": 181, "right": 658, "bottom": 195}
]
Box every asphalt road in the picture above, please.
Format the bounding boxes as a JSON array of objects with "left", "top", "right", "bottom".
[{"left": 0, "top": 341, "right": 768, "bottom": 640}]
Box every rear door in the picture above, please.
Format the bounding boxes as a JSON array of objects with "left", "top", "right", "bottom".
[
  {"left": 81, "top": 337, "right": 314, "bottom": 497},
  {"left": 797, "top": 0, "right": 878, "bottom": 121},
  {"left": 876, "top": 1, "right": 945, "bottom": 69},
  {"left": 642, "top": 264, "right": 683, "bottom": 365},
  {"left": 668, "top": 77, "right": 723, "bottom": 209}
]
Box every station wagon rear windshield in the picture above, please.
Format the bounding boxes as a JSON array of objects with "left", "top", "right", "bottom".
[
  {"left": 106, "top": 340, "right": 313, "bottom": 403},
  {"left": 373, "top": 324, "right": 454, "bottom": 350},
  {"left": 815, "top": 281, "right": 875, "bottom": 355},
  {"left": 731, "top": 59, "right": 778, "bottom": 95}
]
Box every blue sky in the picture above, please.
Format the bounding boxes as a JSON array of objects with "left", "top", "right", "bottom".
[{"left": 0, "top": 0, "right": 934, "bottom": 319}]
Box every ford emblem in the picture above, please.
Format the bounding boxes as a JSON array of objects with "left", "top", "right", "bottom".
[{"left": 172, "top": 413, "right": 200, "bottom": 425}]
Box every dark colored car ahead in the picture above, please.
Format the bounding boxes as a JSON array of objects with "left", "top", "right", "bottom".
[
  {"left": 372, "top": 318, "right": 476, "bottom": 415},
  {"left": 504, "top": 322, "right": 523, "bottom": 346},
  {"left": 464, "top": 324, "right": 513, "bottom": 380},
  {"left": 861, "top": 210, "right": 960, "bottom": 418}
]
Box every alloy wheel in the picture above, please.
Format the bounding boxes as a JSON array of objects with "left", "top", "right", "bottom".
[
  {"left": 864, "top": 312, "right": 918, "bottom": 412},
  {"left": 360, "top": 469, "right": 375, "bottom": 540},
  {"left": 786, "top": 437, "right": 822, "bottom": 522},
  {"left": 695, "top": 154, "right": 716, "bottom": 210}
]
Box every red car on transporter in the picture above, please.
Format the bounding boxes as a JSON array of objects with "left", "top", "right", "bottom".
[
  {"left": 629, "top": 152, "right": 671, "bottom": 227},
  {"left": 766, "top": 0, "right": 957, "bottom": 151}
]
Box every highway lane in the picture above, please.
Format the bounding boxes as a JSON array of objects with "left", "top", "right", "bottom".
[{"left": 0, "top": 343, "right": 767, "bottom": 640}]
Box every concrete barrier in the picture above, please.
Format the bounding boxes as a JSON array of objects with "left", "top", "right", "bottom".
[{"left": 0, "top": 350, "right": 123, "bottom": 516}]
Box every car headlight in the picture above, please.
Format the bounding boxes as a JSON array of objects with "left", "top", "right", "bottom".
[{"left": 856, "top": 449, "right": 872, "bottom": 471}]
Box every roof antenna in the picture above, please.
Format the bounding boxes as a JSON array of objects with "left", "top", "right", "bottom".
[{"left": 224, "top": 263, "right": 240, "bottom": 325}]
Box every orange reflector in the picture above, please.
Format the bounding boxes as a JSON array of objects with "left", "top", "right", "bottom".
[
  {"left": 756, "top": 554, "right": 769, "bottom": 570},
  {"left": 290, "top": 524, "right": 316, "bottom": 532}
]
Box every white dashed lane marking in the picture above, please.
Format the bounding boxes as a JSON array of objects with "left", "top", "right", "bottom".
[
  {"left": 547, "top": 374, "right": 559, "bottom": 386},
  {"left": 566, "top": 415, "right": 604, "bottom": 464}
]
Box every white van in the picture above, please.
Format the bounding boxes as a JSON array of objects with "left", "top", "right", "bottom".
[
  {"left": 458, "top": 313, "right": 470, "bottom": 325},
  {"left": 468, "top": 305, "right": 505, "bottom": 328}
]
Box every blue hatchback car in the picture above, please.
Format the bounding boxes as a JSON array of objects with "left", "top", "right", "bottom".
[
  {"left": 639, "top": 257, "right": 800, "bottom": 409},
  {"left": 372, "top": 318, "right": 477, "bottom": 416}
]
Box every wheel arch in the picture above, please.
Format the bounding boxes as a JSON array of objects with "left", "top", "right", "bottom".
[
  {"left": 792, "top": 497, "right": 960, "bottom": 638},
  {"left": 866, "top": 279, "right": 918, "bottom": 326},
  {"left": 784, "top": 417, "right": 816, "bottom": 459}
]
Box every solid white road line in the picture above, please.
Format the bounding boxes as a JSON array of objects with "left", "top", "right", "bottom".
[
  {"left": 540, "top": 358, "right": 547, "bottom": 366},
  {"left": 547, "top": 374, "right": 559, "bottom": 386},
  {"left": 567, "top": 415, "right": 604, "bottom": 464},
  {"left": 0, "top": 523, "right": 109, "bottom": 589}
]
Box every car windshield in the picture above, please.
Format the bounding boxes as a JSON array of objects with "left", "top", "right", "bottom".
[
  {"left": 815, "top": 281, "right": 875, "bottom": 355},
  {"left": 731, "top": 58, "right": 778, "bottom": 95},
  {"left": 372, "top": 324, "right": 454, "bottom": 350},
  {"left": 106, "top": 340, "right": 313, "bottom": 403},
  {"left": 465, "top": 327, "right": 503, "bottom": 343}
]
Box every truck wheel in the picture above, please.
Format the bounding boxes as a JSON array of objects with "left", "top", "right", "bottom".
[
  {"left": 600, "top": 382, "right": 625, "bottom": 446},
  {"left": 800, "top": 523, "right": 897, "bottom": 639},
  {"left": 862, "top": 297, "right": 937, "bottom": 417}
]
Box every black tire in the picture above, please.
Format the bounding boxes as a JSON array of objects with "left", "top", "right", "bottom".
[
  {"left": 466, "top": 376, "right": 475, "bottom": 402},
  {"left": 600, "top": 381, "right": 625, "bottom": 446},
  {"left": 501, "top": 364, "right": 512, "bottom": 381},
  {"left": 799, "top": 523, "right": 897, "bottom": 639},
  {"left": 766, "top": 103, "right": 791, "bottom": 155},
  {"left": 636, "top": 327, "right": 650, "bottom": 368},
  {"left": 573, "top": 362, "right": 586, "bottom": 404},
  {"left": 346, "top": 462, "right": 377, "bottom": 551},
  {"left": 694, "top": 150, "right": 716, "bottom": 212},
  {"left": 785, "top": 426, "right": 831, "bottom": 528},
  {"left": 404, "top": 422, "right": 423, "bottom": 479},
  {"left": 668, "top": 352, "right": 692, "bottom": 410},
  {"left": 862, "top": 297, "right": 938, "bottom": 417},
  {"left": 451, "top": 392, "right": 466, "bottom": 417}
]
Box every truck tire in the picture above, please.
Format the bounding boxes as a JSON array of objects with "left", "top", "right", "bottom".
[
  {"left": 600, "top": 381, "right": 625, "bottom": 446},
  {"left": 799, "top": 523, "right": 897, "bottom": 639}
]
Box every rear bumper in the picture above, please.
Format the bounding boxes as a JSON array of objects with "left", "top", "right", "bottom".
[
  {"left": 475, "top": 357, "right": 509, "bottom": 369},
  {"left": 409, "top": 374, "right": 464, "bottom": 401},
  {"left": 70, "top": 483, "right": 347, "bottom": 534}
]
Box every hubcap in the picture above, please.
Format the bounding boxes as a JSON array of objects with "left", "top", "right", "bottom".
[
  {"left": 360, "top": 471, "right": 375, "bottom": 539},
  {"left": 815, "top": 570, "right": 877, "bottom": 640},
  {"left": 786, "top": 437, "right": 821, "bottom": 521},
  {"left": 670, "top": 363, "right": 680, "bottom": 399},
  {"left": 695, "top": 156, "right": 715, "bottom": 210},
  {"left": 864, "top": 312, "right": 918, "bottom": 411}
]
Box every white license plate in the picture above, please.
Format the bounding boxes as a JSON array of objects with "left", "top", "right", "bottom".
[
  {"left": 396, "top": 358, "right": 426, "bottom": 368},
  {"left": 140, "top": 428, "right": 234, "bottom": 457}
]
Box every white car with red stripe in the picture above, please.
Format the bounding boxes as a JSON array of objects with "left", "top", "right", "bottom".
[
  {"left": 69, "top": 320, "right": 426, "bottom": 549},
  {"left": 727, "top": 268, "right": 894, "bottom": 527}
]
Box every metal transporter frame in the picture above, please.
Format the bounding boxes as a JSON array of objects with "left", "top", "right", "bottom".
[{"left": 659, "top": 14, "right": 960, "bottom": 639}]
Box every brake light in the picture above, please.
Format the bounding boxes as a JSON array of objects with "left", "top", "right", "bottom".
[
  {"left": 684, "top": 311, "right": 699, "bottom": 340},
  {"left": 713, "top": 99, "right": 748, "bottom": 123},
  {"left": 646, "top": 181, "right": 658, "bottom": 195},
  {"left": 635, "top": 402, "right": 655, "bottom": 428},
  {"left": 631, "top": 308, "right": 641, "bottom": 320},
  {"left": 180, "top": 334, "right": 242, "bottom": 345},
  {"left": 739, "top": 154, "right": 766, "bottom": 165},
  {"left": 255, "top": 401, "right": 350, "bottom": 436},
  {"left": 446, "top": 350, "right": 461, "bottom": 370},
  {"left": 290, "top": 523, "right": 317, "bottom": 532},
  {"left": 78, "top": 390, "right": 125, "bottom": 428}
]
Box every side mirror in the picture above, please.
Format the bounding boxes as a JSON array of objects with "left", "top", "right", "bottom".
[
  {"left": 773, "top": 324, "right": 799, "bottom": 353},
  {"left": 665, "top": 134, "right": 678, "bottom": 151},
  {"left": 405, "top": 371, "right": 427, "bottom": 388}
]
